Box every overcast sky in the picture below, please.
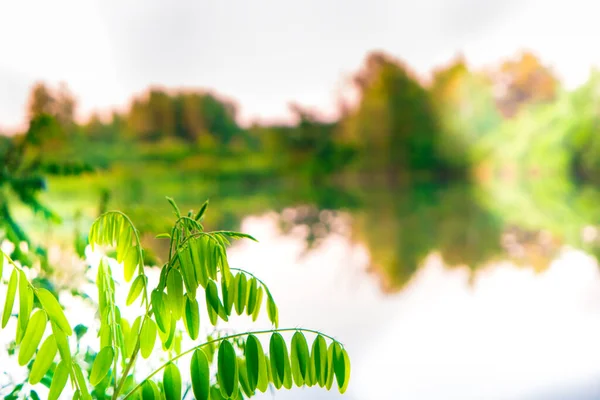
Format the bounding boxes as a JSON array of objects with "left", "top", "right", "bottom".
[{"left": 0, "top": 0, "right": 598, "bottom": 131}]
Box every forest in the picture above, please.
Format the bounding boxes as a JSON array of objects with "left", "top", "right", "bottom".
[
  {"left": 5, "top": 50, "right": 594, "bottom": 183},
  {"left": 3, "top": 49, "right": 600, "bottom": 292}
]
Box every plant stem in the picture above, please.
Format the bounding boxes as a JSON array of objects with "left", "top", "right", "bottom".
[
  {"left": 112, "top": 310, "right": 153, "bottom": 399},
  {"left": 229, "top": 268, "right": 271, "bottom": 291},
  {"left": 121, "top": 327, "right": 339, "bottom": 399},
  {"left": 112, "top": 337, "right": 141, "bottom": 399}
]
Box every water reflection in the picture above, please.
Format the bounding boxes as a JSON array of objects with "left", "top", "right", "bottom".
[
  {"left": 232, "top": 214, "right": 600, "bottom": 400},
  {"left": 32, "top": 176, "right": 600, "bottom": 399},
  {"left": 270, "top": 182, "right": 588, "bottom": 293}
]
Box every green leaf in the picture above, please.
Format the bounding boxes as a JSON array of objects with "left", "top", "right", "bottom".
[
  {"left": 36, "top": 288, "right": 72, "bottom": 336},
  {"left": 210, "top": 386, "right": 226, "bottom": 400},
  {"left": 246, "top": 278, "right": 258, "bottom": 316},
  {"left": 209, "top": 240, "right": 220, "bottom": 281},
  {"left": 325, "top": 343, "right": 335, "bottom": 390},
  {"left": 269, "top": 333, "right": 290, "bottom": 390},
  {"left": 219, "top": 247, "right": 231, "bottom": 283},
  {"left": 2, "top": 268, "right": 17, "bottom": 328},
  {"left": 305, "top": 349, "right": 316, "bottom": 387},
  {"left": 166, "top": 196, "right": 181, "bottom": 218},
  {"left": 339, "top": 347, "right": 351, "bottom": 393},
  {"left": 194, "top": 199, "right": 209, "bottom": 221},
  {"left": 291, "top": 331, "right": 310, "bottom": 386},
  {"left": 266, "top": 291, "right": 278, "bottom": 328},
  {"left": 217, "top": 231, "right": 258, "bottom": 242},
  {"left": 166, "top": 269, "right": 184, "bottom": 320},
  {"left": 99, "top": 324, "right": 111, "bottom": 349},
  {"left": 155, "top": 233, "right": 171, "bottom": 239},
  {"left": 158, "top": 314, "right": 176, "bottom": 351},
  {"left": 251, "top": 287, "right": 263, "bottom": 322},
  {"left": 29, "top": 334, "right": 57, "bottom": 384},
  {"left": 16, "top": 318, "right": 25, "bottom": 345},
  {"left": 140, "top": 318, "right": 157, "bottom": 359},
  {"left": 142, "top": 379, "right": 160, "bottom": 399},
  {"left": 257, "top": 350, "right": 269, "bottom": 393},
  {"left": 127, "top": 317, "right": 142, "bottom": 359},
  {"left": 244, "top": 335, "right": 264, "bottom": 392},
  {"left": 51, "top": 322, "right": 71, "bottom": 365},
  {"left": 72, "top": 361, "right": 91, "bottom": 398},
  {"left": 183, "top": 297, "right": 200, "bottom": 340},
  {"left": 266, "top": 353, "right": 281, "bottom": 389},
  {"left": 205, "top": 280, "right": 224, "bottom": 321},
  {"left": 190, "top": 239, "right": 208, "bottom": 289},
  {"left": 126, "top": 275, "right": 146, "bottom": 306},
  {"left": 118, "top": 317, "right": 130, "bottom": 360},
  {"left": 18, "top": 270, "right": 32, "bottom": 331},
  {"left": 202, "top": 238, "right": 217, "bottom": 281},
  {"left": 234, "top": 274, "right": 247, "bottom": 315},
  {"left": 151, "top": 290, "right": 170, "bottom": 334},
  {"left": 238, "top": 359, "right": 254, "bottom": 398},
  {"left": 207, "top": 301, "right": 218, "bottom": 326},
  {"left": 90, "top": 346, "right": 115, "bottom": 386},
  {"left": 178, "top": 247, "right": 198, "bottom": 295},
  {"left": 18, "top": 309, "right": 47, "bottom": 366},
  {"left": 217, "top": 340, "right": 239, "bottom": 398},
  {"left": 190, "top": 349, "right": 210, "bottom": 400},
  {"left": 312, "top": 335, "right": 328, "bottom": 387},
  {"left": 123, "top": 246, "right": 139, "bottom": 282},
  {"left": 221, "top": 273, "right": 234, "bottom": 316},
  {"left": 48, "top": 361, "right": 69, "bottom": 400},
  {"left": 331, "top": 342, "right": 346, "bottom": 391},
  {"left": 163, "top": 363, "right": 182, "bottom": 400},
  {"left": 283, "top": 355, "right": 293, "bottom": 389},
  {"left": 116, "top": 226, "right": 132, "bottom": 263}
]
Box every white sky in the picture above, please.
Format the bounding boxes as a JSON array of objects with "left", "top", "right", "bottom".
[{"left": 0, "top": 0, "right": 599, "bottom": 132}]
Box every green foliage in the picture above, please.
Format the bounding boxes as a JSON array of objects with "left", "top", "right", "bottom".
[
  {"left": 0, "top": 197, "right": 349, "bottom": 399},
  {"left": 191, "top": 349, "right": 211, "bottom": 400},
  {"left": 342, "top": 52, "right": 462, "bottom": 177},
  {"left": 0, "top": 112, "right": 93, "bottom": 268},
  {"left": 125, "top": 89, "right": 242, "bottom": 145},
  {"left": 430, "top": 57, "right": 502, "bottom": 167}
]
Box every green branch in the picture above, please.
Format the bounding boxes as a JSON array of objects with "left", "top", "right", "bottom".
[
  {"left": 229, "top": 267, "right": 272, "bottom": 293},
  {"left": 122, "top": 327, "right": 340, "bottom": 399}
]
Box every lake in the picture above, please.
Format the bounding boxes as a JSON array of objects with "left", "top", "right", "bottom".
[{"left": 17, "top": 173, "right": 600, "bottom": 399}]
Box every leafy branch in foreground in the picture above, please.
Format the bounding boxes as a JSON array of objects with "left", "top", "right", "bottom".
[{"left": 0, "top": 197, "right": 350, "bottom": 399}]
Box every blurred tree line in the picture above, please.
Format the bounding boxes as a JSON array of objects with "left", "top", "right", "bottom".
[
  {"left": 8, "top": 49, "right": 600, "bottom": 184},
  {"left": 7, "top": 49, "right": 600, "bottom": 293}
]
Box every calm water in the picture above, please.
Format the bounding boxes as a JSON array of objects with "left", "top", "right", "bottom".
[
  {"left": 20, "top": 176, "right": 600, "bottom": 398},
  {"left": 232, "top": 215, "right": 600, "bottom": 400}
]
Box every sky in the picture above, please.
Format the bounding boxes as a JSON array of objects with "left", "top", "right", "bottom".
[{"left": 0, "top": 0, "right": 599, "bottom": 132}]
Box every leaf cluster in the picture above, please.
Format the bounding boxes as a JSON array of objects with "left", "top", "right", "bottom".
[{"left": 0, "top": 197, "right": 350, "bottom": 399}]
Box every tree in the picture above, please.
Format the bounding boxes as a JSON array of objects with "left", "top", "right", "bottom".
[
  {"left": 54, "top": 83, "right": 76, "bottom": 128},
  {"left": 492, "top": 51, "right": 558, "bottom": 117},
  {"left": 0, "top": 114, "right": 93, "bottom": 269},
  {"left": 126, "top": 89, "right": 175, "bottom": 141},
  {"left": 27, "top": 82, "right": 77, "bottom": 135},
  {"left": 28, "top": 82, "right": 55, "bottom": 120},
  {"left": 430, "top": 57, "right": 502, "bottom": 167},
  {"left": 125, "top": 89, "right": 242, "bottom": 145},
  {"left": 341, "top": 52, "right": 453, "bottom": 178}
]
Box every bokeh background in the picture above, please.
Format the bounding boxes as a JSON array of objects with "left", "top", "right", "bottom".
[{"left": 4, "top": 0, "right": 600, "bottom": 399}]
